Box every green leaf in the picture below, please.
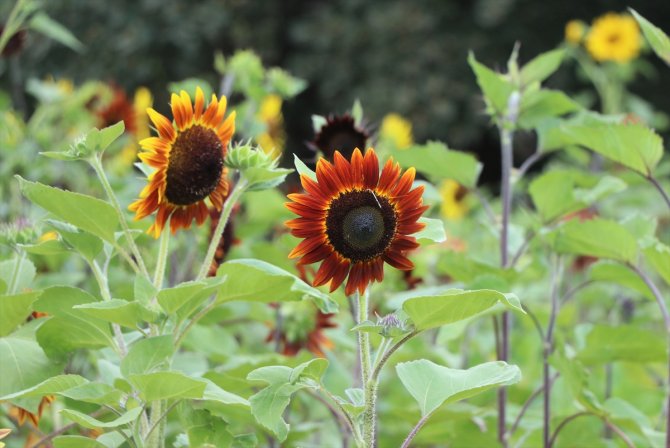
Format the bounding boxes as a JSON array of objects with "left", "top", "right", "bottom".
[
  {"left": 247, "top": 359, "right": 327, "bottom": 441},
  {"left": 589, "top": 262, "right": 652, "bottom": 299},
  {"left": 120, "top": 336, "right": 174, "bottom": 377},
  {"left": 415, "top": 217, "right": 446, "bottom": 244},
  {"left": 34, "top": 286, "right": 114, "bottom": 358},
  {"left": 53, "top": 436, "right": 107, "bottom": 448},
  {"left": 179, "top": 407, "right": 234, "bottom": 448},
  {"left": 468, "top": 52, "right": 515, "bottom": 117},
  {"left": 403, "top": 289, "right": 523, "bottom": 331},
  {"left": 17, "top": 177, "right": 119, "bottom": 243},
  {"left": 0, "top": 291, "right": 41, "bottom": 337},
  {"left": 556, "top": 123, "right": 663, "bottom": 177},
  {"left": 520, "top": 49, "right": 565, "bottom": 85},
  {"left": 550, "top": 348, "right": 604, "bottom": 413},
  {"left": 60, "top": 382, "right": 123, "bottom": 405},
  {"left": 128, "top": 371, "right": 206, "bottom": 401},
  {"left": 77, "top": 122, "right": 126, "bottom": 156},
  {"left": 578, "top": 325, "right": 667, "bottom": 364},
  {"left": 529, "top": 170, "right": 626, "bottom": 222},
  {"left": 293, "top": 154, "right": 316, "bottom": 181},
  {"left": 46, "top": 220, "right": 103, "bottom": 261},
  {"left": 630, "top": 9, "right": 670, "bottom": 65},
  {"left": 0, "top": 335, "right": 63, "bottom": 413},
  {"left": 74, "top": 299, "right": 159, "bottom": 328},
  {"left": 266, "top": 67, "right": 307, "bottom": 97},
  {"left": 134, "top": 274, "right": 157, "bottom": 307},
  {"left": 396, "top": 360, "right": 521, "bottom": 416},
  {"left": 518, "top": 89, "right": 580, "bottom": 129},
  {"left": 201, "top": 381, "right": 249, "bottom": 407},
  {"left": 18, "top": 239, "right": 68, "bottom": 256},
  {"left": 393, "top": 141, "right": 482, "bottom": 188},
  {"left": 311, "top": 115, "right": 327, "bottom": 133},
  {"left": 215, "top": 259, "right": 337, "bottom": 313},
  {"left": 0, "top": 374, "right": 87, "bottom": 401},
  {"left": 28, "top": 12, "right": 84, "bottom": 52},
  {"left": 642, "top": 239, "right": 670, "bottom": 287},
  {"left": 157, "top": 277, "right": 225, "bottom": 318},
  {"left": 0, "top": 256, "right": 36, "bottom": 294},
  {"left": 552, "top": 218, "right": 638, "bottom": 263},
  {"left": 61, "top": 407, "right": 142, "bottom": 429}
]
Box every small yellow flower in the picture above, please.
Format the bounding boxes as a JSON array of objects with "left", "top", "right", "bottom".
[
  {"left": 118, "top": 87, "right": 154, "bottom": 167},
  {"left": 565, "top": 20, "right": 586, "bottom": 45},
  {"left": 586, "top": 13, "right": 641, "bottom": 63},
  {"left": 38, "top": 231, "right": 58, "bottom": 242},
  {"left": 439, "top": 180, "right": 468, "bottom": 220},
  {"left": 380, "top": 113, "right": 413, "bottom": 150},
  {"left": 256, "top": 94, "right": 285, "bottom": 157}
]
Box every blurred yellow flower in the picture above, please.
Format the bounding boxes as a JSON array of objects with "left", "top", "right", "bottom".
[
  {"left": 118, "top": 87, "right": 153, "bottom": 167},
  {"left": 256, "top": 94, "right": 285, "bottom": 157},
  {"left": 380, "top": 113, "right": 413, "bottom": 149},
  {"left": 439, "top": 179, "right": 468, "bottom": 220},
  {"left": 565, "top": 20, "right": 586, "bottom": 45},
  {"left": 586, "top": 13, "right": 641, "bottom": 63},
  {"left": 38, "top": 231, "right": 58, "bottom": 242}
]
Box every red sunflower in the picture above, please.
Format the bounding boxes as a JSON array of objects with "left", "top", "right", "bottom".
[
  {"left": 129, "top": 88, "right": 235, "bottom": 237},
  {"left": 286, "top": 148, "right": 427, "bottom": 295}
]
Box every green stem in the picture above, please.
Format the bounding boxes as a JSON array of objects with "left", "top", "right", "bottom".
[
  {"left": 195, "top": 177, "right": 247, "bottom": 281},
  {"left": 90, "top": 259, "right": 127, "bottom": 356},
  {"left": 91, "top": 155, "right": 150, "bottom": 279},
  {"left": 7, "top": 250, "right": 26, "bottom": 294},
  {"left": 355, "top": 290, "right": 376, "bottom": 447},
  {"left": 153, "top": 228, "right": 170, "bottom": 289}
]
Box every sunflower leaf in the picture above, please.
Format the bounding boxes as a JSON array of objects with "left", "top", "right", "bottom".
[{"left": 630, "top": 9, "right": 670, "bottom": 66}]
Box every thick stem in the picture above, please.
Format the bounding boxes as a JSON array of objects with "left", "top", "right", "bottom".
[
  {"left": 629, "top": 263, "right": 670, "bottom": 447},
  {"left": 153, "top": 228, "right": 170, "bottom": 289},
  {"left": 90, "top": 260, "right": 127, "bottom": 356},
  {"left": 400, "top": 412, "right": 433, "bottom": 448},
  {"left": 91, "top": 156, "right": 149, "bottom": 279},
  {"left": 355, "top": 290, "right": 376, "bottom": 447},
  {"left": 195, "top": 178, "right": 247, "bottom": 281},
  {"left": 543, "top": 257, "right": 563, "bottom": 448}
]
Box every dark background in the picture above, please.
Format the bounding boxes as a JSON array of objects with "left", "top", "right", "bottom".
[{"left": 3, "top": 0, "right": 669, "bottom": 183}]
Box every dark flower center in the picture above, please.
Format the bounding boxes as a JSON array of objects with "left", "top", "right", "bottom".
[
  {"left": 165, "top": 125, "right": 223, "bottom": 205},
  {"left": 326, "top": 190, "right": 397, "bottom": 262},
  {"left": 314, "top": 115, "right": 368, "bottom": 160}
]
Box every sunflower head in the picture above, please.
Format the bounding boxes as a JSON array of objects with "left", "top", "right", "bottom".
[
  {"left": 286, "top": 148, "right": 427, "bottom": 295},
  {"left": 380, "top": 113, "right": 413, "bottom": 149},
  {"left": 310, "top": 114, "right": 370, "bottom": 161},
  {"left": 564, "top": 20, "right": 586, "bottom": 45},
  {"left": 586, "top": 13, "right": 641, "bottom": 63},
  {"left": 129, "top": 88, "right": 235, "bottom": 237},
  {"left": 266, "top": 301, "right": 337, "bottom": 358},
  {"left": 97, "top": 85, "right": 137, "bottom": 133}
]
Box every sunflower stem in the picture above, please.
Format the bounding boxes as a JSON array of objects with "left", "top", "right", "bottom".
[
  {"left": 153, "top": 227, "right": 170, "bottom": 290},
  {"left": 355, "top": 289, "right": 376, "bottom": 448},
  {"left": 91, "top": 155, "right": 150, "bottom": 280},
  {"left": 195, "top": 177, "right": 248, "bottom": 281}
]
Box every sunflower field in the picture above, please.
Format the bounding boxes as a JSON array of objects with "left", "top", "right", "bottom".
[{"left": 2, "top": 1, "right": 670, "bottom": 447}]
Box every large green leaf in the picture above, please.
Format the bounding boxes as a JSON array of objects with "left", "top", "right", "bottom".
[
  {"left": 34, "top": 286, "right": 114, "bottom": 358},
  {"left": 414, "top": 217, "right": 447, "bottom": 244},
  {"left": 0, "top": 374, "right": 87, "bottom": 401},
  {"left": 17, "top": 177, "right": 119, "bottom": 243},
  {"left": 589, "top": 262, "right": 652, "bottom": 299},
  {"left": 393, "top": 141, "right": 482, "bottom": 188},
  {"left": 0, "top": 334, "right": 63, "bottom": 413},
  {"left": 578, "top": 325, "right": 667, "bottom": 364},
  {"left": 630, "top": 9, "right": 670, "bottom": 65},
  {"left": 74, "top": 299, "right": 158, "bottom": 328},
  {"left": 555, "top": 123, "right": 663, "bottom": 177},
  {"left": 396, "top": 360, "right": 521, "bottom": 416},
  {"left": 0, "top": 291, "right": 41, "bottom": 337},
  {"left": 402, "top": 289, "right": 523, "bottom": 331},
  {"left": 156, "top": 277, "right": 225, "bottom": 319},
  {"left": 641, "top": 239, "right": 670, "bottom": 287},
  {"left": 120, "top": 336, "right": 174, "bottom": 377},
  {"left": 520, "top": 49, "right": 565, "bottom": 85},
  {"left": 215, "top": 259, "right": 337, "bottom": 313},
  {"left": 61, "top": 407, "right": 143, "bottom": 429},
  {"left": 0, "top": 256, "right": 36, "bottom": 294},
  {"left": 552, "top": 218, "right": 638, "bottom": 263},
  {"left": 529, "top": 170, "right": 626, "bottom": 222},
  {"left": 468, "top": 52, "right": 514, "bottom": 117},
  {"left": 247, "top": 359, "right": 328, "bottom": 442},
  {"left": 179, "top": 407, "right": 234, "bottom": 448},
  {"left": 518, "top": 89, "right": 580, "bottom": 130},
  {"left": 46, "top": 220, "right": 103, "bottom": 262},
  {"left": 128, "top": 371, "right": 206, "bottom": 402}
]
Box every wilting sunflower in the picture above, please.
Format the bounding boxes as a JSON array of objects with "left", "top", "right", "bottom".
[
  {"left": 310, "top": 114, "right": 370, "bottom": 160},
  {"left": 286, "top": 148, "right": 427, "bottom": 295},
  {"left": 585, "top": 13, "right": 641, "bottom": 63},
  {"left": 129, "top": 88, "right": 235, "bottom": 237}
]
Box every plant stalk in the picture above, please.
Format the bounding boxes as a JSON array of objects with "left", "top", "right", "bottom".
[
  {"left": 195, "top": 177, "right": 247, "bottom": 281},
  {"left": 355, "top": 290, "right": 375, "bottom": 447},
  {"left": 400, "top": 412, "right": 433, "bottom": 448},
  {"left": 543, "top": 256, "right": 563, "bottom": 448}
]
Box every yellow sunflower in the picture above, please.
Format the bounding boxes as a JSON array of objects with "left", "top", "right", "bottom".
[
  {"left": 439, "top": 180, "right": 468, "bottom": 220},
  {"left": 256, "top": 94, "right": 285, "bottom": 157},
  {"left": 565, "top": 20, "right": 586, "bottom": 45},
  {"left": 586, "top": 13, "right": 641, "bottom": 63},
  {"left": 129, "top": 88, "right": 235, "bottom": 237},
  {"left": 380, "top": 113, "right": 413, "bottom": 150},
  {"left": 117, "top": 87, "right": 153, "bottom": 167}
]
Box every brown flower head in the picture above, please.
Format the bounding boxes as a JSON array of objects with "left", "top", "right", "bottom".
[{"left": 310, "top": 114, "right": 369, "bottom": 160}]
